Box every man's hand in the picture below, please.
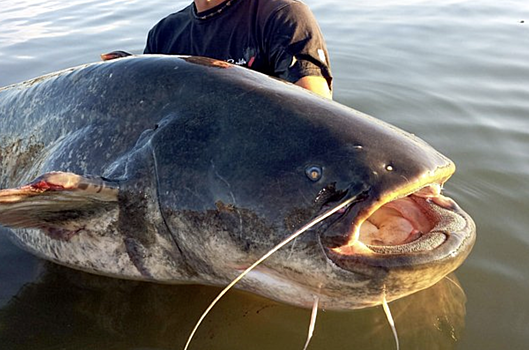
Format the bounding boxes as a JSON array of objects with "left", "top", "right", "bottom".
[{"left": 100, "top": 51, "right": 132, "bottom": 61}]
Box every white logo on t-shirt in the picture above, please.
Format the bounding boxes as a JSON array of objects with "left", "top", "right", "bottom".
[
  {"left": 227, "top": 58, "right": 247, "bottom": 66},
  {"left": 317, "top": 49, "right": 326, "bottom": 63}
]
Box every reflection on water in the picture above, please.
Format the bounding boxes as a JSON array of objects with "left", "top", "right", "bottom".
[{"left": 0, "top": 262, "right": 466, "bottom": 350}]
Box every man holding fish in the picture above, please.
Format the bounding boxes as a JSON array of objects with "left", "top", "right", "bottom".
[{"left": 144, "top": 0, "right": 333, "bottom": 99}]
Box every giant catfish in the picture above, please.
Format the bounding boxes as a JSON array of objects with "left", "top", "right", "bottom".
[{"left": 0, "top": 55, "right": 475, "bottom": 309}]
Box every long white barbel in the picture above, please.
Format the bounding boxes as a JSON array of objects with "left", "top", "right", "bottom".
[
  {"left": 382, "top": 288, "right": 400, "bottom": 350},
  {"left": 302, "top": 296, "right": 320, "bottom": 350}
]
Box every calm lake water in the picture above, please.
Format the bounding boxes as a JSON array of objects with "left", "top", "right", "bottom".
[{"left": 1, "top": 0, "right": 529, "bottom": 349}]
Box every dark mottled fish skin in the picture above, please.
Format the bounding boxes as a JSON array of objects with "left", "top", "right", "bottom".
[{"left": 0, "top": 56, "right": 475, "bottom": 309}]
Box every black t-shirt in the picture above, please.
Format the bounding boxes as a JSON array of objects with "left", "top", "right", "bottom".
[{"left": 144, "top": 0, "right": 332, "bottom": 89}]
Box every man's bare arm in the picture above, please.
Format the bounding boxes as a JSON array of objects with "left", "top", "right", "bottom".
[{"left": 295, "top": 76, "right": 332, "bottom": 99}]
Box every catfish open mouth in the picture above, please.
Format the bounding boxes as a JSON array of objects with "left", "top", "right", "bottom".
[{"left": 325, "top": 182, "right": 468, "bottom": 257}]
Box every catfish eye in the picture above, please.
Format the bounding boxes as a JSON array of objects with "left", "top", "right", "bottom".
[{"left": 305, "top": 166, "right": 323, "bottom": 182}]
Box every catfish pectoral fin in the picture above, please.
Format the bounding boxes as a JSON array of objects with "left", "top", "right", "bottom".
[{"left": 0, "top": 172, "right": 118, "bottom": 231}]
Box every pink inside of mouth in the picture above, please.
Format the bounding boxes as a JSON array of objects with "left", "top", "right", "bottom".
[{"left": 358, "top": 196, "right": 437, "bottom": 246}]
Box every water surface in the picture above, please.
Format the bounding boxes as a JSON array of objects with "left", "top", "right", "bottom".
[{"left": 1, "top": 0, "right": 529, "bottom": 349}]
